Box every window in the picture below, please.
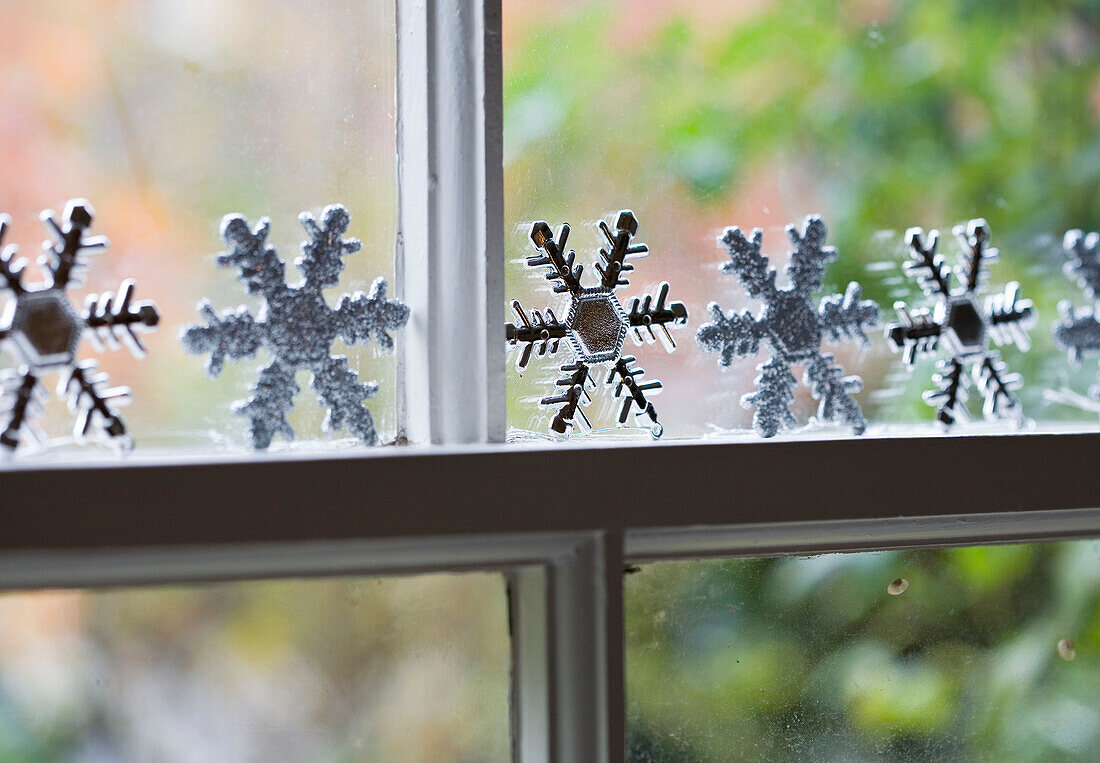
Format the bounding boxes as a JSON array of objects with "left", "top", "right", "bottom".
[
  {"left": 503, "top": 0, "right": 1100, "bottom": 437},
  {"left": 1, "top": 1, "right": 1098, "bottom": 761},
  {"left": 0, "top": 573, "right": 509, "bottom": 759},
  {"left": 626, "top": 540, "right": 1100, "bottom": 760},
  {"left": 0, "top": 0, "right": 398, "bottom": 453}
]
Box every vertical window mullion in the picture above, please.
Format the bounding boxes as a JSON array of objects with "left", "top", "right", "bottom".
[
  {"left": 509, "top": 533, "right": 626, "bottom": 763},
  {"left": 395, "top": 0, "right": 505, "bottom": 445},
  {"left": 396, "top": 0, "right": 622, "bottom": 758}
]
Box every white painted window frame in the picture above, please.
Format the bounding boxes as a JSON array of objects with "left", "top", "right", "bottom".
[{"left": 0, "top": 2, "right": 1098, "bottom": 762}]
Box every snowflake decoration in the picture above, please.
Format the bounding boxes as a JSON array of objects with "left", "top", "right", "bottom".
[
  {"left": 1052, "top": 229, "right": 1100, "bottom": 399},
  {"left": 506, "top": 210, "right": 688, "bottom": 437},
  {"left": 697, "top": 215, "right": 880, "bottom": 438},
  {"left": 181, "top": 204, "right": 409, "bottom": 449},
  {"left": 0, "top": 199, "right": 160, "bottom": 451},
  {"left": 886, "top": 219, "right": 1035, "bottom": 427}
]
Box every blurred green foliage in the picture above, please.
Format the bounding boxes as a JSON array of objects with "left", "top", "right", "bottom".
[
  {"left": 626, "top": 541, "right": 1100, "bottom": 761},
  {"left": 508, "top": 0, "right": 1100, "bottom": 264},
  {"left": 0, "top": 574, "right": 511, "bottom": 761}
]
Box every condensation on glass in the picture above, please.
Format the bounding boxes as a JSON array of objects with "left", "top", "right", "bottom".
[
  {"left": 0, "top": 572, "right": 510, "bottom": 760},
  {"left": 0, "top": 0, "right": 398, "bottom": 454},
  {"left": 625, "top": 540, "right": 1100, "bottom": 761},
  {"left": 503, "top": 0, "right": 1100, "bottom": 438}
]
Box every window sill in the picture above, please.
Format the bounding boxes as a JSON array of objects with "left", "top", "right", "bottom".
[{"left": 2, "top": 426, "right": 1096, "bottom": 562}]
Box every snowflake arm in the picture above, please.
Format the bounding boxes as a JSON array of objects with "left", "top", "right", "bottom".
[
  {"left": 62, "top": 361, "right": 132, "bottom": 448},
  {"left": 742, "top": 358, "right": 798, "bottom": 438},
  {"left": 1053, "top": 229, "right": 1100, "bottom": 409},
  {"left": 528, "top": 221, "right": 584, "bottom": 296},
  {"left": 717, "top": 226, "right": 776, "bottom": 300},
  {"left": 295, "top": 205, "right": 361, "bottom": 290},
  {"left": 954, "top": 219, "right": 998, "bottom": 294},
  {"left": 1056, "top": 229, "right": 1100, "bottom": 368},
  {"left": 232, "top": 360, "right": 298, "bottom": 449},
  {"left": 216, "top": 215, "right": 288, "bottom": 300},
  {"left": 696, "top": 302, "right": 763, "bottom": 367},
  {"left": 985, "top": 281, "right": 1035, "bottom": 351},
  {"left": 1054, "top": 301, "right": 1100, "bottom": 364},
  {"left": 886, "top": 302, "right": 942, "bottom": 365},
  {"left": 542, "top": 362, "right": 592, "bottom": 434},
  {"left": 924, "top": 358, "right": 970, "bottom": 427},
  {"left": 902, "top": 227, "right": 952, "bottom": 297},
  {"left": 310, "top": 356, "right": 381, "bottom": 445},
  {"left": 0, "top": 215, "right": 26, "bottom": 294},
  {"left": 83, "top": 279, "right": 161, "bottom": 357},
  {"left": 0, "top": 370, "right": 44, "bottom": 450},
  {"left": 818, "top": 281, "right": 879, "bottom": 347},
  {"left": 506, "top": 299, "right": 568, "bottom": 370},
  {"left": 607, "top": 356, "right": 662, "bottom": 436},
  {"left": 784, "top": 215, "right": 837, "bottom": 298},
  {"left": 180, "top": 300, "right": 262, "bottom": 377},
  {"left": 39, "top": 200, "right": 109, "bottom": 289},
  {"left": 596, "top": 210, "right": 648, "bottom": 290},
  {"left": 975, "top": 352, "right": 1024, "bottom": 423},
  {"left": 1063, "top": 229, "right": 1100, "bottom": 299},
  {"left": 805, "top": 353, "right": 866, "bottom": 434},
  {"left": 624, "top": 281, "right": 688, "bottom": 352},
  {"left": 336, "top": 277, "right": 411, "bottom": 352}
]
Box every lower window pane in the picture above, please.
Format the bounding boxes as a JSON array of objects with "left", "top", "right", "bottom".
[
  {"left": 626, "top": 540, "right": 1100, "bottom": 761},
  {"left": 0, "top": 572, "right": 510, "bottom": 760}
]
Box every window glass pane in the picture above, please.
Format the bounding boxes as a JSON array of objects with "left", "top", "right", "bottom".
[
  {"left": 504, "top": 0, "right": 1100, "bottom": 439},
  {"left": 0, "top": 0, "right": 397, "bottom": 456},
  {"left": 626, "top": 540, "right": 1100, "bottom": 760},
  {"left": 0, "top": 572, "right": 510, "bottom": 759}
]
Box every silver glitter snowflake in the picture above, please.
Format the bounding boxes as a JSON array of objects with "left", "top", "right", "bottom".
[
  {"left": 181, "top": 204, "right": 409, "bottom": 449},
  {"left": 1052, "top": 230, "right": 1100, "bottom": 403},
  {"left": 0, "top": 199, "right": 160, "bottom": 451},
  {"left": 506, "top": 210, "right": 688, "bottom": 437},
  {"left": 886, "top": 219, "right": 1035, "bottom": 427},
  {"left": 697, "top": 215, "right": 880, "bottom": 437}
]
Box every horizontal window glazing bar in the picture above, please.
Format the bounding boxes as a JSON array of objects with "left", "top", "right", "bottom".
[{"left": 1, "top": 432, "right": 1096, "bottom": 558}]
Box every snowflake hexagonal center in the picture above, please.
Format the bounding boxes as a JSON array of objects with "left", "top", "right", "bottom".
[
  {"left": 263, "top": 289, "right": 339, "bottom": 366},
  {"left": 566, "top": 291, "right": 627, "bottom": 364},
  {"left": 764, "top": 292, "right": 821, "bottom": 359},
  {"left": 944, "top": 294, "right": 987, "bottom": 353},
  {"left": 9, "top": 291, "right": 82, "bottom": 368}
]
